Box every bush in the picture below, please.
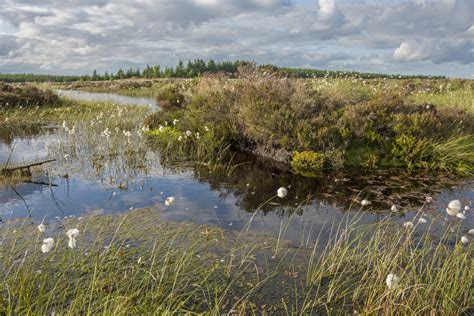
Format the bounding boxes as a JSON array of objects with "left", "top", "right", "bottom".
[
  {"left": 0, "top": 83, "right": 60, "bottom": 108},
  {"left": 155, "top": 83, "right": 185, "bottom": 109},
  {"left": 146, "top": 69, "right": 474, "bottom": 176}
]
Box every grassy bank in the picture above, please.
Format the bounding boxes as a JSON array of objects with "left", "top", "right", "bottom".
[
  {"left": 1, "top": 205, "right": 472, "bottom": 314},
  {"left": 143, "top": 68, "right": 474, "bottom": 176}
]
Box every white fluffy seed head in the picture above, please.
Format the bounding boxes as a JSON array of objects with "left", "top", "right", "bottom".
[
  {"left": 403, "top": 221, "right": 414, "bottom": 229},
  {"left": 391, "top": 205, "right": 398, "bottom": 212},
  {"left": 361, "top": 199, "right": 371, "bottom": 206},
  {"left": 386, "top": 273, "right": 400, "bottom": 289},
  {"left": 68, "top": 237, "right": 77, "bottom": 249},
  {"left": 461, "top": 236, "right": 469, "bottom": 244},
  {"left": 41, "top": 238, "right": 55, "bottom": 253},
  {"left": 456, "top": 213, "right": 466, "bottom": 220},
  {"left": 165, "top": 197, "right": 175, "bottom": 206},
  {"left": 37, "top": 224, "right": 46, "bottom": 233},
  {"left": 277, "top": 187, "right": 288, "bottom": 199},
  {"left": 468, "top": 229, "right": 474, "bottom": 235},
  {"left": 66, "top": 228, "right": 80, "bottom": 239},
  {"left": 447, "top": 200, "right": 461, "bottom": 216}
]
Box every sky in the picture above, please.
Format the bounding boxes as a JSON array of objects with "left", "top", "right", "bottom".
[{"left": 0, "top": 0, "right": 472, "bottom": 78}]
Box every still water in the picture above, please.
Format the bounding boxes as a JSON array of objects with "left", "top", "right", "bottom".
[{"left": 1, "top": 92, "right": 472, "bottom": 241}]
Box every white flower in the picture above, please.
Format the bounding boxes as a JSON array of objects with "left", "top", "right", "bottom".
[
  {"left": 460, "top": 236, "right": 469, "bottom": 244},
  {"left": 391, "top": 205, "right": 398, "bottom": 212},
  {"left": 158, "top": 125, "right": 165, "bottom": 133},
  {"left": 173, "top": 119, "right": 179, "bottom": 125},
  {"left": 446, "top": 200, "right": 461, "bottom": 216},
  {"left": 456, "top": 213, "right": 466, "bottom": 220},
  {"left": 195, "top": 132, "right": 200, "bottom": 139},
  {"left": 204, "top": 126, "right": 210, "bottom": 132},
  {"left": 68, "top": 238, "right": 77, "bottom": 249},
  {"left": 386, "top": 273, "right": 400, "bottom": 289},
  {"left": 41, "top": 238, "right": 55, "bottom": 253},
  {"left": 403, "top": 221, "right": 414, "bottom": 229},
  {"left": 425, "top": 196, "right": 433, "bottom": 203},
  {"left": 185, "top": 130, "right": 192, "bottom": 137},
  {"left": 418, "top": 217, "right": 427, "bottom": 224},
  {"left": 66, "top": 228, "right": 80, "bottom": 249},
  {"left": 165, "top": 197, "right": 175, "bottom": 206},
  {"left": 37, "top": 223, "right": 46, "bottom": 233},
  {"left": 277, "top": 187, "right": 288, "bottom": 198},
  {"left": 177, "top": 136, "right": 183, "bottom": 142},
  {"left": 66, "top": 228, "right": 80, "bottom": 239},
  {"left": 467, "top": 229, "right": 474, "bottom": 235},
  {"left": 361, "top": 199, "right": 371, "bottom": 206}
]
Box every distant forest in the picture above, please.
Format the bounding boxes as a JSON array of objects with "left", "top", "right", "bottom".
[{"left": 0, "top": 59, "right": 445, "bottom": 82}]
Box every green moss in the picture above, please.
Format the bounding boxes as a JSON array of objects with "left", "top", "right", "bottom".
[{"left": 291, "top": 151, "right": 326, "bottom": 176}]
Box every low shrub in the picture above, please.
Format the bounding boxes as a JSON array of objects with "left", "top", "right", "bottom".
[
  {"left": 0, "top": 83, "right": 60, "bottom": 108},
  {"left": 145, "top": 68, "right": 474, "bottom": 176},
  {"left": 155, "top": 83, "right": 186, "bottom": 109}
]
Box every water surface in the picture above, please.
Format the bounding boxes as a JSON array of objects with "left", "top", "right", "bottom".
[{"left": 1, "top": 92, "right": 472, "bottom": 242}]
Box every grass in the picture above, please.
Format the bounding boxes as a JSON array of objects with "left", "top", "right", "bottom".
[{"left": 1, "top": 205, "right": 472, "bottom": 314}]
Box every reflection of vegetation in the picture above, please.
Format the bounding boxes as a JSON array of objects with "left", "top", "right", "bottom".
[
  {"left": 2, "top": 207, "right": 471, "bottom": 314},
  {"left": 145, "top": 66, "right": 474, "bottom": 175}
]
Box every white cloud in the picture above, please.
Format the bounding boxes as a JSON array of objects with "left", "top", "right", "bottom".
[{"left": 0, "top": 0, "right": 472, "bottom": 77}]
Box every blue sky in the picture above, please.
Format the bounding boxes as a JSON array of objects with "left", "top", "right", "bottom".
[{"left": 0, "top": 0, "right": 472, "bottom": 77}]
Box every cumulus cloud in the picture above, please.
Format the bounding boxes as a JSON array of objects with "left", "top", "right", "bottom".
[
  {"left": 394, "top": 39, "right": 473, "bottom": 64},
  {"left": 0, "top": 0, "right": 472, "bottom": 77}
]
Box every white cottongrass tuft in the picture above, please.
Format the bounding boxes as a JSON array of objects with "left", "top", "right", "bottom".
[
  {"left": 446, "top": 200, "right": 461, "bottom": 216},
  {"left": 277, "top": 187, "right": 288, "bottom": 198},
  {"left": 391, "top": 205, "right": 398, "bottom": 212},
  {"left": 465, "top": 205, "right": 470, "bottom": 212},
  {"left": 41, "top": 238, "right": 55, "bottom": 253},
  {"left": 165, "top": 197, "right": 175, "bottom": 206},
  {"left": 418, "top": 217, "right": 427, "bottom": 224},
  {"left": 66, "top": 228, "right": 80, "bottom": 249},
  {"left": 386, "top": 273, "right": 400, "bottom": 289},
  {"left": 460, "top": 236, "right": 469, "bottom": 244},
  {"left": 456, "top": 213, "right": 466, "bottom": 220},
  {"left": 403, "top": 221, "right": 414, "bottom": 229},
  {"left": 37, "top": 223, "right": 46, "bottom": 233},
  {"left": 361, "top": 199, "right": 371, "bottom": 206}
]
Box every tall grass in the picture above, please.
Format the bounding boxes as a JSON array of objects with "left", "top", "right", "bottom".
[{"left": 1, "top": 205, "right": 472, "bottom": 314}]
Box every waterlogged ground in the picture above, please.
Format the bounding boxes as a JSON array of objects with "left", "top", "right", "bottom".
[{"left": 0, "top": 92, "right": 472, "bottom": 243}]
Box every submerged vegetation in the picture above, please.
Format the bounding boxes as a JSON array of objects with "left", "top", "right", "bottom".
[{"left": 144, "top": 66, "right": 474, "bottom": 176}]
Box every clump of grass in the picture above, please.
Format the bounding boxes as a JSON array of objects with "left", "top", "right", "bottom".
[
  {"left": 1, "top": 205, "right": 472, "bottom": 314},
  {"left": 0, "top": 83, "right": 60, "bottom": 108},
  {"left": 0, "top": 98, "right": 148, "bottom": 126}
]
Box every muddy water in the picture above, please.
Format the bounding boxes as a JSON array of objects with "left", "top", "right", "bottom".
[{"left": 0, "top": 92, "right": 472, "bottom": 241}]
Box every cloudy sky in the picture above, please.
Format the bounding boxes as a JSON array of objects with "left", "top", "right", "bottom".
[{"left": 0, "top": 0, "right": 472, "bottom": 77}]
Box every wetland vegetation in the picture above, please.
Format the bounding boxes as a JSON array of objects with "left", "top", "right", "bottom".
[{"left": 0, "top": 70, "right": 473, "bottom": 314}]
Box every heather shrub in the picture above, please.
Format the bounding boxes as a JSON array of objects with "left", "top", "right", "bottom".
[{"left": 0, "top": 83, "right": 60, "bottom": 108}]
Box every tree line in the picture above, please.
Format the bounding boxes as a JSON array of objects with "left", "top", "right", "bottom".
[{"left": 0, "top": 59, "right": 444, "bottom": 82}]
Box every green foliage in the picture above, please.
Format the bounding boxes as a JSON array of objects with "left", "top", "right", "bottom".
[
  {"left": 291, "top": 151, "right": 326, "bottom": 176},
  {"left": 391, "top": 134, "right": 433, "bottom": 171},
  {"left": 155, "top": 83, "right": 185, "bottom": 109},
  {"left": 0, "top": 73, "right": 80, "bottom": 83},
  {"left": 143, "top": 71, "right": 473, "bottom": 175}
]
